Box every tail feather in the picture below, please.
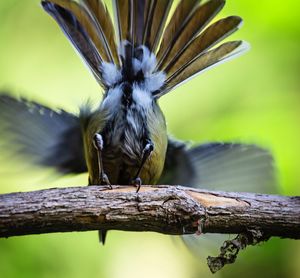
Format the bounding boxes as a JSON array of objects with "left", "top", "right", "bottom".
[
  {"left": 42, "top": 1, "right": 104, "bottom": 84},
  {"left": 112, "top": 0, "right": 134, "bottom": 44},
  {"left": 44, "top": 0, "right": 111, "bottom": 61},
  {"left": 143, "top": 0, "right": 173, "bottom": 53},
  {"left": 133, "top": 0, "right": 148, "bottom": 46},
  {"left": 42, "top": 0, "right": 248, "bottom": 94},
  {"left": 83, "top": 0, "right": 120, "bottom": 65},
  {"left": 157, "top": 0, "right": 225, "bottom": 70},
  {"left": 98, "top": 230, "right": 107, "bottom": 245},
  {"left": 155, "top": 0, "right": 199, "bottom": 62},
  {"left": 159, "top": 41, "right": 249, "bottom": 97},
  {"left": 165, "top": 16, "right": 243, "bottom": 77}
]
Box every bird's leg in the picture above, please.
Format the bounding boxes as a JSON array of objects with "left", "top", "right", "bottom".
[
  {"left": 132, "top": 139, "right": 154, "bottom": 192},
  {"left": 93, "top": 133, "right": 112, "bottom": 188}
]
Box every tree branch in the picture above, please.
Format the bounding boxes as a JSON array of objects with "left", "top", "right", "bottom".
[
  {"left": 1, "top": 185, "right": 299, "bottom": 272},
  {"left": 1, "top": 185, "right": 299, "bottom": 239}
]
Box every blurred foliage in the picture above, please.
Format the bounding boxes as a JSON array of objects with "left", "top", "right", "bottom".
[{"left": 0, "top": 0, "right": 300, "bottom": 278}]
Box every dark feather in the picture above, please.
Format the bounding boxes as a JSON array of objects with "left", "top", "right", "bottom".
[
  {"left": 113, "top": 0, "right": 133, "bottom": 43},
  {"left": 83, "top": 0, "right": 120, "bottom": 65},
  {"left": 43, "top": 0, "right": 112, "bottom": 62},
  {"left": 158, "top": 139, "right": 195, "bottom": 185},
  {"left": 157, "top": 0, "right": 225, "bottom": 70},
  {"left": 165, "top": 16, "right": 243, "bottom": 76},
  {"left": 143, "top": 0, "right": 173, "bottom": 52},
  {"left": 0, "top": 94, "right": 88, "bottom": 174},
  {"left": 133, "top": 0, "right": 147, "bottom": 46},
  {"left": 42, "top": 1, "right": 104, "bottom": 84},
  {"left": 98, "top": 230, "right": 107, "bottom": 245},
  {"left": 156, "top": 0, "right": 199, "bottom": 64},
  {"left": 158, "top": 40, "right": 248, "bottom": 97},
  {"left": 159, "top": 139, "right": 277, "bottom": 193}
]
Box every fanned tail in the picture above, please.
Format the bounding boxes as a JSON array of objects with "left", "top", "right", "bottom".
[
  {"left": 42, "top": 1, "right": 105, "bottom": 84},
  {"left": 155, "top": 0, "right": 248, "bottom": 98},
  {"left": 142, "top": 0, "right": 173, "bottom": 53},
  {"left": 160, "top": 40, "right": 249, "bottom": 96},
  {"left": 42, "top": 0, "right": 248, "bottom": 94},
  {"left": 113, "top": 0, "right": 172, "bottom": 67},
  {"left": 164, "top": 16, "right": 243, "bottom": 77},
  {"left": 156, "top": 0, "right": 200, "bottom": 62},
  {"left": 83, "top": 0, "right": 120, "bottom": 65},
  {"left": 42, "top": 0, "right": 119, "bottom": 88},
  {"left": 157, "top": 0, "right": 225, "bottom": 70},
  {"left": 112, "top": 0, "right": 133, "bottom": 45}
]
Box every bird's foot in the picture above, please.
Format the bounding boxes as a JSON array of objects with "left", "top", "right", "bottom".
[
  {"left": 100, "top": 173, "right": 113, "bottom": 189},
  {"left": 131, "top": 177, "right": 142, "bottom": 193}
]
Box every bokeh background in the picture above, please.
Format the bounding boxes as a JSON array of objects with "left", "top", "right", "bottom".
[{"left": 0, "top": 0, "right": 299, "bottom": 277}]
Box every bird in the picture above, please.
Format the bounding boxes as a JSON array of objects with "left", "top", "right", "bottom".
[{"left": 0, "top": 0, "right": 276, "bottom": 245}]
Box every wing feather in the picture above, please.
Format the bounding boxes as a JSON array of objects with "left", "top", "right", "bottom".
[
  {"left": 0, "top": 94, "right": 88, "bottom": 174},
  {"left": 159, "top": 140, "right": 277, "bottom": 193}
]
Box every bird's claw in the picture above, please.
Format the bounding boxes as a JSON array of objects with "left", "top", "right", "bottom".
[
  {"left": 101, "top": 173, "right": 112, "bottom": 189},
  {"left": 132, "top": 177, "right": 142, "bottom": 193}
]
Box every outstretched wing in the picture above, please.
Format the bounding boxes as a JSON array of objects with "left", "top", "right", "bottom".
[
  {"left": 159, "top": 139, "right": 277, "bottom": 193},
  {"left": 0, "top": 94, "right": 88, "bottom": 174}
]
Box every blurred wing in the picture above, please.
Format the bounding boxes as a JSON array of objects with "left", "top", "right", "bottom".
[
  {"left": 159, "top": 139, "right": 277, "bottom": 193},
  {"left": 0, "top": 94, "right": 88, "bottom": 174},
  {"left": 161, "top": 139, "right": 278, "bottom": 260}
]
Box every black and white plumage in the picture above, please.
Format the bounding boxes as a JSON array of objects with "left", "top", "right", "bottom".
[{"left": 0, "top": 0, "right": 276, "bottom": 245}]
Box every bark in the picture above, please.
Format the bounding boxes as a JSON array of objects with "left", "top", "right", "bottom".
[{"left": 0, "top": 185, "right": 299, "bottom": 239}]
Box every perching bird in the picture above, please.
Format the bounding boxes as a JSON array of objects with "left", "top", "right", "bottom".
[{"left": 0, "top": 0, "right": 276, "bottom": 244}]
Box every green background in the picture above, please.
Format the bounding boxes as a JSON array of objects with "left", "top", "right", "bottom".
[{"left": 0, "top": 0, "right": 299, "bottom": 277}]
